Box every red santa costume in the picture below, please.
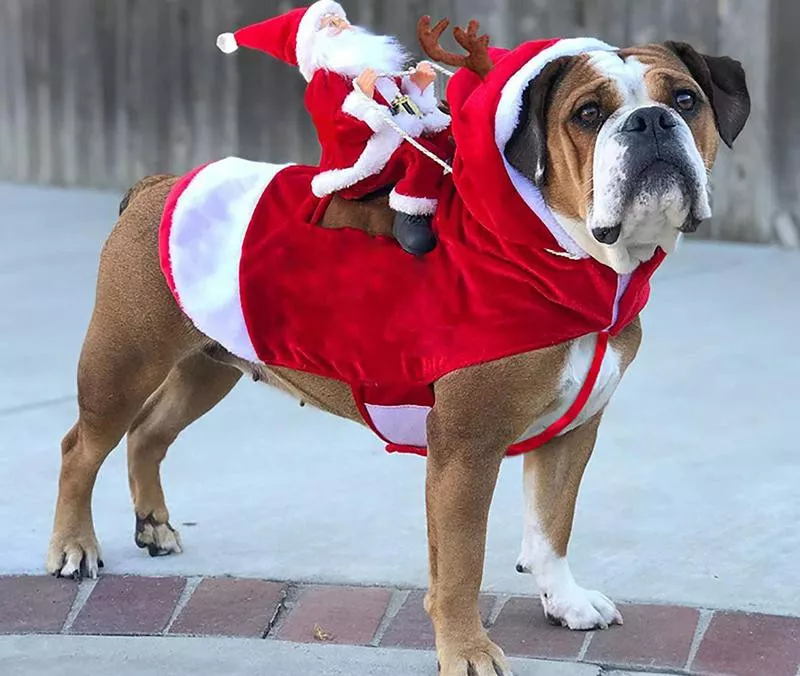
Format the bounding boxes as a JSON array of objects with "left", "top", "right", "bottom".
[
  {"left": 216, "top": 1, "right": 453, "bottom": 218},
  {"left": 160, "top": 29, "right": 668, "bottom": 457}
]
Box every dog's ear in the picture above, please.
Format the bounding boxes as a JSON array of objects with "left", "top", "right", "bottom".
[
  {"left": 504, "top": 56, "right": 571, "bottom": 187},
  {"left": 664, "top": 41, "right": 751, "bottom": 148}
]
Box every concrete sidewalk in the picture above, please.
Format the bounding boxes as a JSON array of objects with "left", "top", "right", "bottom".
[
  {"left": 1, "top": 181, "right": 799, "bottom": 619},
  {"left": 0, "top": 636, "right": 611, "bottom": 676}
]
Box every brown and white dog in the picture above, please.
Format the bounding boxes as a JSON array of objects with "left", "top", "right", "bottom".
[{"left": 46, "top": 22, "right": 749, "bottom": 676}]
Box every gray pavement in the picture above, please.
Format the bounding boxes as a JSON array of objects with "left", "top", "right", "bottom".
[
  {"left": 1, "top": 181, "right": 799, "bottom": 616},
  {"left": 0, "top": 636, "right": 599, "bottom": 676}
]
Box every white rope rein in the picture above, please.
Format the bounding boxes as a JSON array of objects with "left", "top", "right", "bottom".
[{"left": 353, "top": 62, "right": 455, "bottom": 175}]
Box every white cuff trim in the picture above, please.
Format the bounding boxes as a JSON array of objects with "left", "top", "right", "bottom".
[
  {"left": 420, "top": 108, "right": 451, "bottom": 135},
  {"left": 402, "top": 75, "right": 437, "bottom": 113},
  {"left": 342, "top": 89, "right": 389, "bottom": 132},
  {"left": 389, "top": 190, "right": 438, "bottom": 216}
]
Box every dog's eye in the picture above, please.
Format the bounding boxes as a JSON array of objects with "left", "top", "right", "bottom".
[
  {"left": 674, "top": 90, "right": 697, "bottom": 112},
  {"left": 573, "top": 102, "right": 602, "bottom": 128}
]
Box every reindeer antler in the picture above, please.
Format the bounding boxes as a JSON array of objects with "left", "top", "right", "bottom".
[{"left": 417, "top": 15, "right": 493, "bottom": 79}]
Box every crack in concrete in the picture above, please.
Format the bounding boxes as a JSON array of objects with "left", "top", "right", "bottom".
[{"left": 0, "top": 394, "right": 75, "bottom": 418}]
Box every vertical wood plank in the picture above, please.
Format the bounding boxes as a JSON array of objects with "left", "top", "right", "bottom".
[
  {"left": 770, "top": 0, "right": 800, "bottom": 245},
  {"left": 104, "top": 0, "right": 130, "bottom": 188},
  {"left": 663, "top": 0, "right": 718, "bottom": 53},
  {"left": 189, "top": 0, "right": 216, "bottom": 167},
  {"left": 74, "top": 0, "right": 106, "bottom": 187},
  {"left": 162, "top": 0, "right": 192, "bottom": 175},
  {"left": 581, "top": 0, "right": 630, "bottom": 46},
  {"left": 22, "top": 0, "right": 53, "bottom": 184},
  {"left": 7, "top": 0, "right": 31, "bottom": 182},
  {"left": 627, "top": 0, "right": 667, "bottom": 45},
  {"left": 0, "top": 1, "right": 13, "bottom": 179},
  {"left": 709, "top": 0, "right": 774, "bottom": 243},
  {"left": 453, "top": 0, "right": 511, "bottom": 49},
  {"left": 57, "top": 0, "right": 79, "bottom": 185}
]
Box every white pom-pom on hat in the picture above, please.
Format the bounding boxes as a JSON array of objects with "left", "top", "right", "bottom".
[{"left": 216, "top": 32, "right": 239, "bottom": 54}]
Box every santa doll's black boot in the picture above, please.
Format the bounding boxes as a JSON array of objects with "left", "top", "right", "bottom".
[{"left": 393, "top": 212, "right": 437, "bottom": 256}]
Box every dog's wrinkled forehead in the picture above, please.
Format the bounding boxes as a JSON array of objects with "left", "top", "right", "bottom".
[{"left": 557, "top": 44, "right": 708, "bottom": 114}]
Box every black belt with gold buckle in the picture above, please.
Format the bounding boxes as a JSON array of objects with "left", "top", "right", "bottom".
[{"left": 390, "top": 93, "right": 422, "bottom": 117}]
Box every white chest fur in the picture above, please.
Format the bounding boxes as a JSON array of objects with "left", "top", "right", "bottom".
[{"left": 517, "top": 333, "right": 622, "bottom": 442}]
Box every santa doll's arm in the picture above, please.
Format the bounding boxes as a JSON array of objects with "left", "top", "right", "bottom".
[
  {"left": 307, "top": 70, "right": 391, "bottom": 145},
  {"left": 400, "top": 65, "right": 451, "bottom": 135},
  {"left": 401, "top": 73, "right": 438, "bottom": 115}
]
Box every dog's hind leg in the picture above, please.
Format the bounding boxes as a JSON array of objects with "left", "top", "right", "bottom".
[
  {"left": 127, "top": 351, "right": 242, "bottom": 557},
  {"left": 47, "top": 324, "right": 190, "bottom": 579},
  {"left": 47, "top": 179, "right": 202, "bottom": 579}
]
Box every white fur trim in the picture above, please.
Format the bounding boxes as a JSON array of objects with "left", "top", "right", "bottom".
[
  {"left": 389, "top": 190, "right": 437, "bottom": 216},
  {"left": 312, "top": 89, "right": 405, "bottom": 197},
  {"left": 311, "top": 124, "right": 402, "bottom": 197},
  {"left": 168, "top": 157, "right": 293, "bottom": 362},
  {"left": 374, "top": 78, "right": 427, "bottom": 137},
  {"left": 494, "top": 38, "right": 617, "bottom": 260},
  {"left": 420, "top": 108, "right": 451, "bottom": 135},
  {"left": 296, "top": 0, "right": 346, "bottom": 81},
  {"left": 402, "top": 75, "right": 437, "bottom": 113},
  {"left": 216, "top": 32, "right": 238, "bottom": 54},
  {"left": 365, "top": 404, "right": 431, "bottom": 447},
  {"left": 341, "top": 89, "right": 388, "bottom": 133}
]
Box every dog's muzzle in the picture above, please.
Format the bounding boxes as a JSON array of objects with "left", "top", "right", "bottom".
[{"left": 620, "top": 106, "right": 690, "bottom": 183}]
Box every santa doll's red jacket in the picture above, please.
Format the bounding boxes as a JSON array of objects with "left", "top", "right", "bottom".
[
  {"left": 159, "top": 37, "right": 666, "bottom": 457},
  {"left": 306, "top": 69, "right": 452, "bottom": 200}
]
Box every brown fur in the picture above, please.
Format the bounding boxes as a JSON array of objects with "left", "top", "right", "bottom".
[
  {"left": 45, "top": 41, "right": 746, "bottom": 675},
  {"left": 46, "top": 181, "right": 633, "bottom": 672}
]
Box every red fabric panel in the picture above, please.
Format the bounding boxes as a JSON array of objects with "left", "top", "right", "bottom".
[{"left": 238, "top": 165, "right": 659, "bottom": 389}]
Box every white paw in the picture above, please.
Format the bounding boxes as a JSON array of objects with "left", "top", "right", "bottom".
[
  {"left": 46, "top": 536, "right": 103, "bottom": 580},
  {"left": 541, "top": 585, "right": 623, "bottom": 630},
  {"left": 135, "top": 515, "right": 183, "bottom": 557}
]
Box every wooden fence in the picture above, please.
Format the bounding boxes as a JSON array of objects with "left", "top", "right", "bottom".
[{"left": 0, "top": 0, "right": 796, "bottom": 245}]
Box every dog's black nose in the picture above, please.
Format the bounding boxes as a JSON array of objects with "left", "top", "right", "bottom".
[
  {"left": 621, "top": 106, "right": 676, "bottom": 134},
  {"left": 591, "top": 224, "right": 622, "bottom": 244}
]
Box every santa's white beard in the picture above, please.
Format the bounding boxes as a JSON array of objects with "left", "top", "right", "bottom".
[{"left": 308, "top": 26, "right": 410, "bottom": 79}]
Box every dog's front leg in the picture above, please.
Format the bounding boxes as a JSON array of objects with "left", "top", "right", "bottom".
[
  {"left": 425, "top": 414, "right": 511, "bottom": 676},
  {"left": 516, "top": 413, "right": 623, "bottom": 630}
]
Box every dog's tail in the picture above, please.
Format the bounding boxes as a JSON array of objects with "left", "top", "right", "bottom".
[{"left": 118, "top": 174, "right": 174, "bottom": 216}]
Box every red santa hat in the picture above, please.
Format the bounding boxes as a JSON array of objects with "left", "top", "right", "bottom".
[
  {"left": 446, "top": 37, "right": 618, "bottom": 250},
  {"left": 216, "top": 0, "right": 347, "bottom": 81}
]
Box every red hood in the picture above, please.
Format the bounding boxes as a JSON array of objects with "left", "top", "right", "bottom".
[{"left": 446, "top": 38, "right": 617, "bottom": 250}]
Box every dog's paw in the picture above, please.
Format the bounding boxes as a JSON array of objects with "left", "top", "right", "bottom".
[
  {"left": 46, "top": 535, "right": 103, "bottom": 580},
  {"left": 541, "top": 585, "right": 623, "bottom": 630},
  {"left": 135, "top": 514, "right": 183, "bottom": 557},
  {"left": 438, "top": 638, "right": 513, "bottom": 676}
]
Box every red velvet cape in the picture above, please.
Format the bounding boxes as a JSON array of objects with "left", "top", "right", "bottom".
[{"left": 160, "top": 38, "right": 666, "bottom": 456}]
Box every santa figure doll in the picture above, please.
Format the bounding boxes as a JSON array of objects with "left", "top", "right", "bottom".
[{"left": 217, "top": 1, "right": 453, "bottom": 255}]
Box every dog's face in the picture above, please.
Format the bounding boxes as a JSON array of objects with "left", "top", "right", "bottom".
[{"left": 505, "top": 42, "right": 750, "bottom": 266}]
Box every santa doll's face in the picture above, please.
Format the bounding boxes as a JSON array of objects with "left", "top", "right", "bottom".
[
  {"left": 310, "top": 14, "right": 409, "bottom": 78},
  {"left": 320, "top": 14, "right": 351, "bottom": 36}
]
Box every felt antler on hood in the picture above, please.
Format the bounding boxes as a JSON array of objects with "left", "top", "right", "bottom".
[{"left": 417, "top": 15, "right": 494, "bottom": 79}]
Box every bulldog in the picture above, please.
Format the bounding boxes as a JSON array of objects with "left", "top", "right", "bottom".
[{"left": 45, "top": 15, "right": 749, "bottom": 676}]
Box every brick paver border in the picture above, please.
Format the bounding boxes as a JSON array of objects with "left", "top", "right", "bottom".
[{"left": 1, "top": 575, "right": 798, "bottom": 675}]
